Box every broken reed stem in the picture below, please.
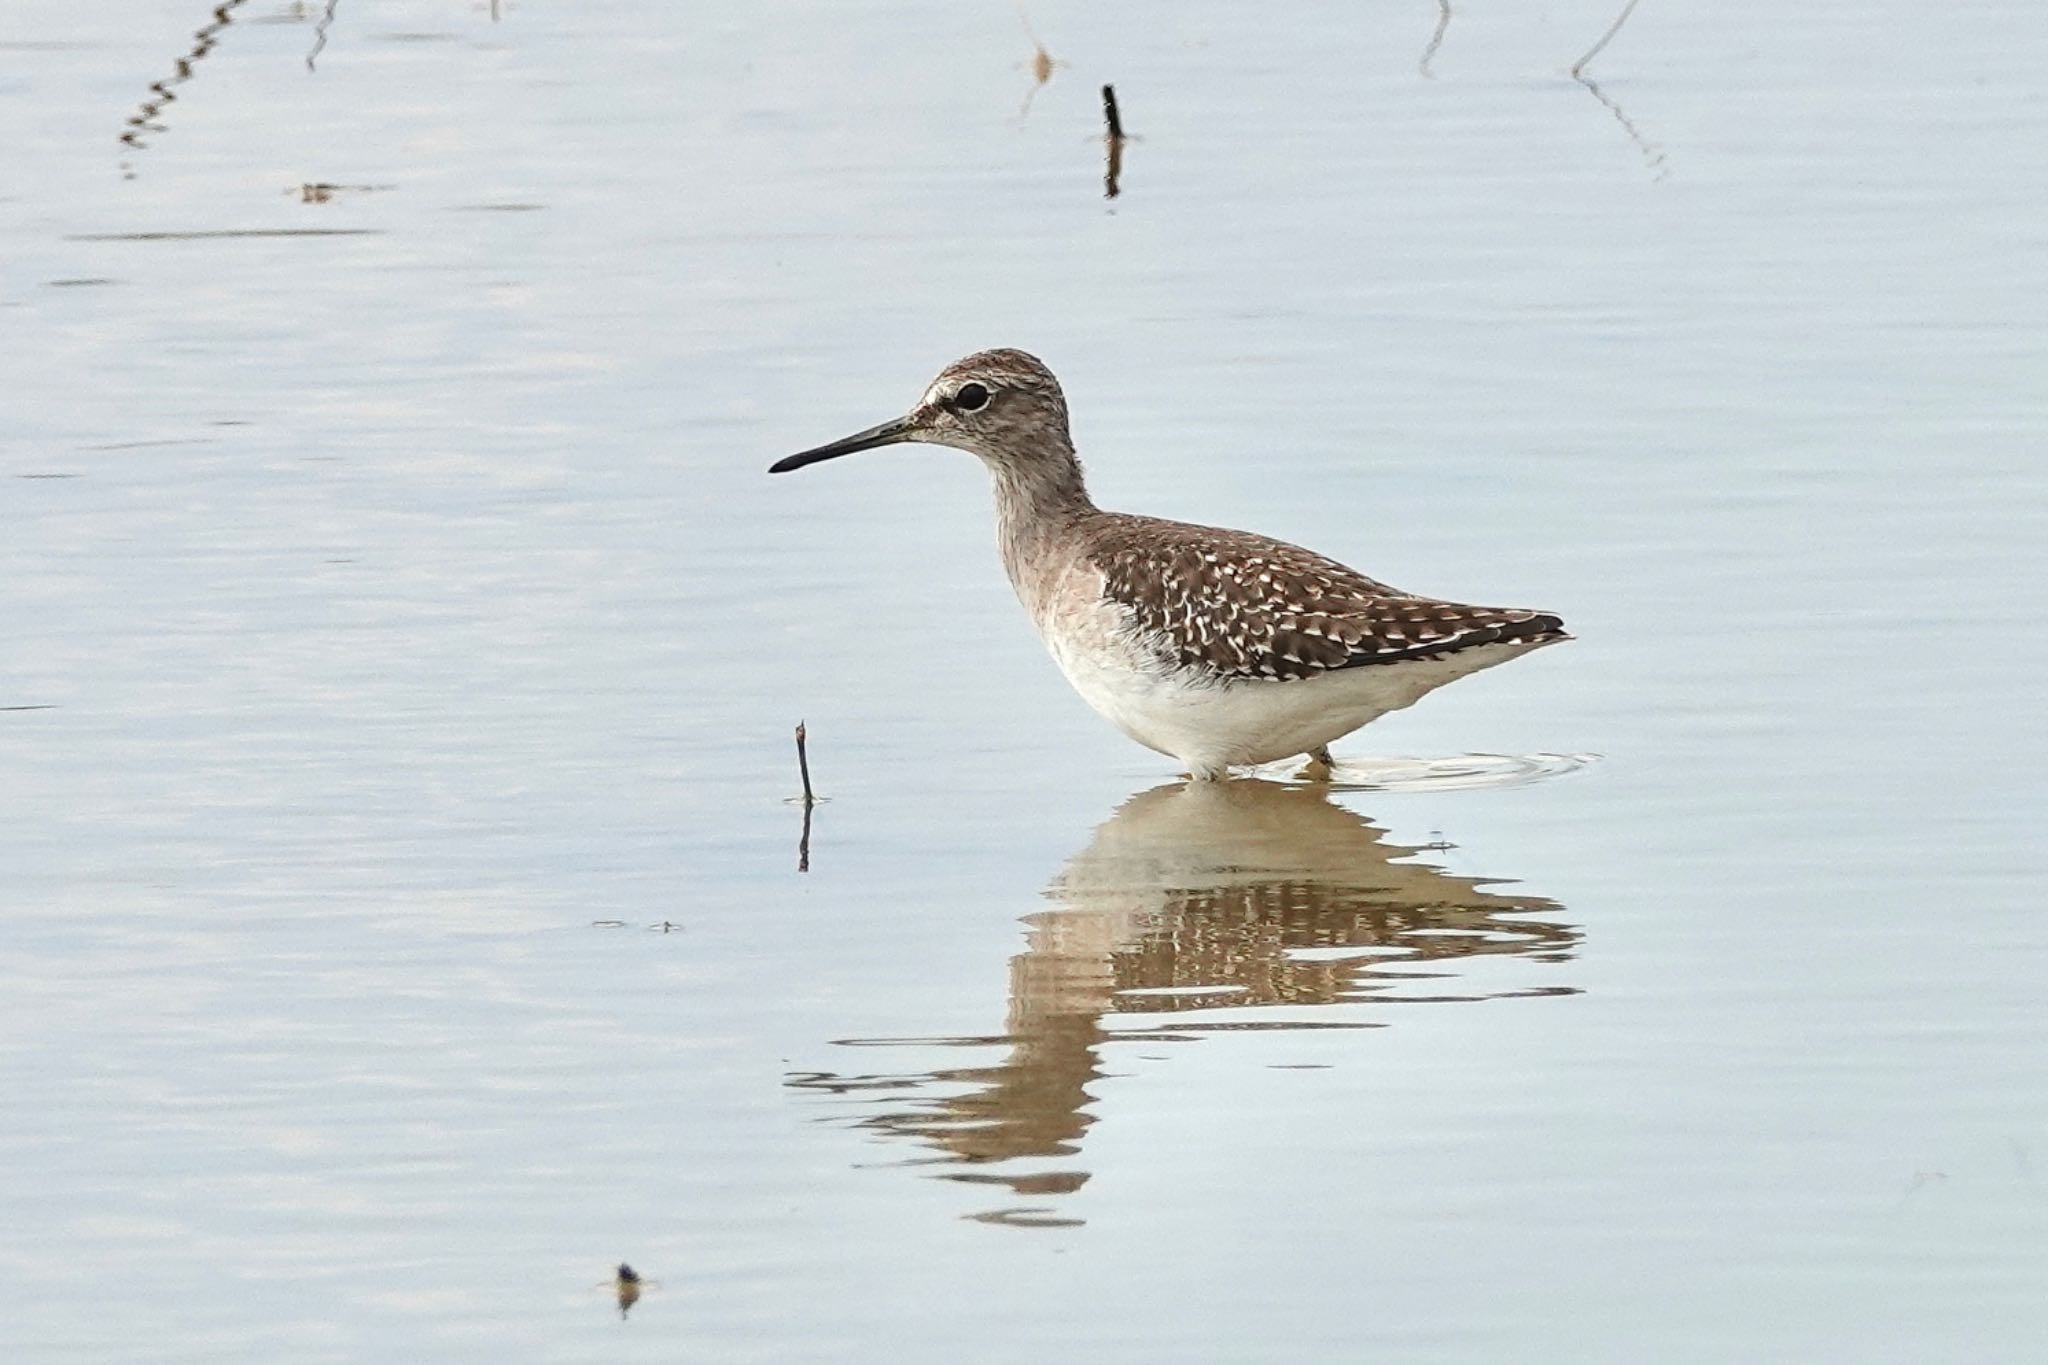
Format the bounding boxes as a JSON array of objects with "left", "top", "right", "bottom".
[
  {"left": 794, "top": 721, "right": 816, "bottom": 808},
  {"left": 1100, "top": 84, "right": 1124, "bottom": 142}
]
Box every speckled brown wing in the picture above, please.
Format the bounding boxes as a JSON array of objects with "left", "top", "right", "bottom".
[{"left": 1086, "top": 515, "right": 1565, "bottom": 682}]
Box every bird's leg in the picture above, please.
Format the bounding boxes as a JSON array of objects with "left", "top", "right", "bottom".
[{"left": 1298, "top": 746, "right": 1337, "bottom": 781}]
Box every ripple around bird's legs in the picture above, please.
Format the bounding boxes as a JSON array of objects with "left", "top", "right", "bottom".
[{"left": 1274, "top": 752, "right": 1599, "bottom": 793}]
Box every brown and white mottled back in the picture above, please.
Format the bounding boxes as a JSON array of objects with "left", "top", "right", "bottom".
[
  {"left": 771, "top": 348, "right": 1568, "bottom": 778},
  {"left": 1080, "top": 515, "right": 1562, "bottom": 683}
]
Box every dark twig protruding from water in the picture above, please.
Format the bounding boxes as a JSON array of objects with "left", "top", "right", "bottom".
[
  {"left": 795, "top": 721, "right": 816, "bottom": 807},
  {"left": 795, "top": 721, "right": 816, "bottom": 873},
  {"left": 1101, "top": 85, "right": 1127, "bottom": 200},
  {"left": 1419, "top": 0, "right": 1452, "bottom": 79}
]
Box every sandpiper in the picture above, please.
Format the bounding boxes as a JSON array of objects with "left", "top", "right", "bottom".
[{"left": 770, "top": 349, "right": 1566, "bottom": 780}]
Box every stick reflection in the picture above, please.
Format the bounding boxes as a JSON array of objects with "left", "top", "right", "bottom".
[
  {"left": 1419, "top": 0, "right": 1452, "bottom": 79},
  {"left": 306, "top": 0, "right": 340, "bottom": 72},
  {"left": 1570, "top": 0, "right": 1668, "bottom": 180},
  {"left": 789, "top": 778, "right": 1577, "bottom": 1225},
  {"left": 119, "top": 0, "right": 249, "bottom": 161}
]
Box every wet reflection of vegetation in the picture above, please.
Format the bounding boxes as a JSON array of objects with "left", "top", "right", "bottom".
[
  {"left": 1574, "top": 70, "right": 1668, "bottom": 179},
  {"left": 1410, "top": 0, "right": 1666, "bottom": 178},
  {"left": 789, "top": 779, "right": 1576, "bottom": 1224},
  {"left": 119, "top": 0, "right": 248, "bottom": 161},
  {"left": 1419, "top": 0, "right": 1452, "bottom": 79},
  {"left": 305, "top": 0, "right": 340, "bottom": 71}
]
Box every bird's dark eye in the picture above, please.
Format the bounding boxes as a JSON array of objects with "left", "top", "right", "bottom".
[{"left": 953, "top": 382, "right": 990, "bottom": 412}]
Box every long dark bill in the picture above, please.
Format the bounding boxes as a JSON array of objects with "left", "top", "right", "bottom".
[{"left": 768, "top": 415, "right": 919, "bottom": 474}]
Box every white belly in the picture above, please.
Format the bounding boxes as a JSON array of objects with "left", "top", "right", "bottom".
[{"left": 1037, "top": 596, "right": 1540, "bottom": 779}]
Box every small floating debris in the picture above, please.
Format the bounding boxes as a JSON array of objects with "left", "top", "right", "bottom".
[
  {"left": 293, "top": 181, "right": 394, "bottom": 203},
  {"left": 1016, "top": 6, "right": 1059, "bottom": 119},
  {"left": 604, "top": 1261, "right": 660, "bottom": 1318}
]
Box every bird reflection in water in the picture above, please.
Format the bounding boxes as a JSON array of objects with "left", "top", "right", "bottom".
[{"left": 788, "top": 778, "right": 1577, "bottom": 1226}]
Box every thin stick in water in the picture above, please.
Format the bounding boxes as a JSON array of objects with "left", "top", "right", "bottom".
[
  {"left": 1572, "top": 0, "right": 1642, "bottom": 78},
  {"left": 795, "top": 721, "right": 815, "bottom": 807},
  {"left": 1101, "top": 84, "right": 1125, "bottom": 141},
  {"left": 1101, "top": 85, "right": 1127, "bottom": 199},
  {"left": 793, "top": 721, "right": 817, "bottom": 873}
]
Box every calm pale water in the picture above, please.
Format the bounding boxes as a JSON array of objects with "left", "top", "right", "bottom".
[{"left": 3, "top": 1, "right": 2045, "bottom": 1360}]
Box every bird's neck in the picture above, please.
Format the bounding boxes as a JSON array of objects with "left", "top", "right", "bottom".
[{"left": 989, "top": 447, "right": 1094, "bottom": 613}]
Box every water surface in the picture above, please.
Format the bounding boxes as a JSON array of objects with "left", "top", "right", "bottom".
[{"left": 3, "top": 1, "right": 2045, "bottom": 1361}]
